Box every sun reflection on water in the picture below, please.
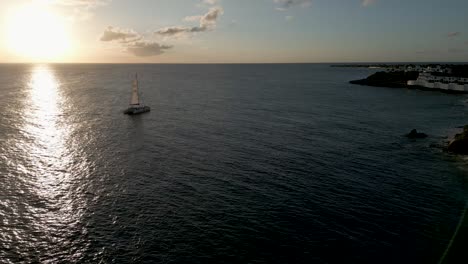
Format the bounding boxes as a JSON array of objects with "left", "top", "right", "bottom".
[
  {"left": 29, "top": 66, "right": 60, "bottom": 115},
  {"left": 25, "top": 66, "right": 70, "bottom": 193},
  {"left": 15, "top": 65, "right": 90, "bottom": 261}
]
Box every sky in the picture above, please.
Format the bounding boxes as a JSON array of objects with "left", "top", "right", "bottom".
[{"left": 0, "top": 0, "right": 468, "bottom": 63}]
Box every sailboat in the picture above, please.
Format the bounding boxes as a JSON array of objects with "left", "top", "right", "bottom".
[{"left": 124, "top": 74, "right": 151, "bottom": 115}]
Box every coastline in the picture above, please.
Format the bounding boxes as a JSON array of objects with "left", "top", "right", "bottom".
[
  {"left": 349, "top": 66, "right": 468, "bottom": 263},
  {"left": 349, "top": 70, "right": 468, "bottom": 94},
  {"left": 406, "top": 85, "right": 468, "bottom": 94},
  {"left": 349, "top": 71, "right": 417, "bottom": 89}
]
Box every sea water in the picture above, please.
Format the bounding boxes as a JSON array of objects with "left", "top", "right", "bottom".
[{"left": 0, "top": 64, "right": 467, "bottom": 263}]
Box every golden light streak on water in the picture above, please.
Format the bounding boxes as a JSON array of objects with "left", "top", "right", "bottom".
[
  {"left": 11, "top": 65, "right": 91, "bottom": 261},
  {"left": 23, "top": 65, "right": 71, "bottom": 197}
]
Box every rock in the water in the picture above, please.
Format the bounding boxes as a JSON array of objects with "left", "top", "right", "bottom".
[
  {"left": 448, "top": 125, "right": 468, "bottom": 155},
  {"left": 406, "top": 129, "right": 428, "bottom": 139}
]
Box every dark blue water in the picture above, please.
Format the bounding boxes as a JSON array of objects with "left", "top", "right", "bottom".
[{"left": 0, "top": 64, "right": 467, "bottom": 263}]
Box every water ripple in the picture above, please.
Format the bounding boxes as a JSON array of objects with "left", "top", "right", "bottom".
[{"left": 0, "top": 64, "right": 467, "bottom": 263}]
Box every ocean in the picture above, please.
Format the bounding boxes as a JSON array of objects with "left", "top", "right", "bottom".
[{"left": 0, "top": 63, "right": 467, "bottom": 263}]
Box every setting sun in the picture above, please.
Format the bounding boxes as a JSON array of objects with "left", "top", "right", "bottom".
[{"left": 5, "top": 3, "right": 72, "bottom": 61}]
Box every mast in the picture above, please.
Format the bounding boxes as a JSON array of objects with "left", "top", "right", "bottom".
[{"left": 130, "top": 73, "right": 140, "bottom": 106}]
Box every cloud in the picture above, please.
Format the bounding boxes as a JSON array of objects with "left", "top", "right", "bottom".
[
  {"left": 100, "top": 26, "right": 140, "bottom": 42},
  {"left": 361, "top": 0, "right": 376, "bottom": 7},
  {"left": 100, "top": 3, "right": 223, "bottom": 57},
  {"left": 156, "top": 26, "right": 193, "bottom": 36},
  {"left": 126, "top": 41, "right": 172, "bottom": 57},
  {"left": 200, "top": 6, "right": 223, "bottom": 27},
  {"left": 448, "top": 32, "right": 461, "bottom": 38},
  {"left": 202, "top": 0, "right": 218, "bottom": 5},
  {"left": 156, "top": 7, "right": 224, "bottom": 37},
  {"left": 274, "top": 0, "right": 312, "bottom": 10},
  {"left": 100, "top": 26, "right": 170, "bottom": 57}
]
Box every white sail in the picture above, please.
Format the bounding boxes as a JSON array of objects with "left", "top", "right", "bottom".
[
  {"left": 124, "top": 73, "right": 150, "bottom": 115},
  {"left": 130, "top": 74, "right": 139, "bottom": 106}
]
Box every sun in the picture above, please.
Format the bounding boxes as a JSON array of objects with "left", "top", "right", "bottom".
[{"left": 5, "top": 3, "right": 72, "bottom": 61}]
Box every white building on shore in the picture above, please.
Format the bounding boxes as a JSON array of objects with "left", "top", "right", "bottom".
[
  {"left": 407, "top": 72, "right": 468, "bottom": 92},
  {"left": 385, "top": 65, "right": 452, "bottom": 74}
]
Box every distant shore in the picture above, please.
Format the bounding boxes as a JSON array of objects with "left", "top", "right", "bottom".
[
  {"left": 346, "top": 64, "right": 468, "bottom": 94},
  {"left": 349, "top": 71, "right": 417, "bottom": 88},
  {"left": 332, "top": 64, "right": 403, "bottom": 68},
  {"left": 349, "top": 71, "right": 468, "bottom": 94}
]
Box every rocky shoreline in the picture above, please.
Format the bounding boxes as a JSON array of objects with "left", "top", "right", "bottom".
[
  {"left": 349, "top": 71, "right": 468, "bottom": 155},
  {"left": 448, "top": 126, "right": 468, "bottom": 155}
]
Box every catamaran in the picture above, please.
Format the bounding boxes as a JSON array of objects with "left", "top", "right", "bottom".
[{"left": 124, "top": 74, "right": 151, "bottom": 115}]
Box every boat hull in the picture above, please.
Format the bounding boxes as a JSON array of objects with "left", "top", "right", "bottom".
[{"left": 124, "top": 106, "right": 151, "bottom": 115}]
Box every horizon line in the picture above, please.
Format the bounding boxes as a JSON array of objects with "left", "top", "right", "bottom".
[{"left": 1, "top": 61, "right": 468, "bottom": 65}]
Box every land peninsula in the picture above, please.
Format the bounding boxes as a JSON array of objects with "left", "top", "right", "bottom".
[{"left": 343, "top": 64, "right": 468, "bottom": 94}]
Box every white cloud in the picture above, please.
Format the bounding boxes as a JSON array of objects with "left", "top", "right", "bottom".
[
  {"left": 100, "top": 26, "right": 140, "bottom": 42},
  {"left": 100, "top": 2, "right": 223, "bottom": 57},
  {"left": 156, "top": 7, "right": 224, "bottom": 37},
  {"left": 126, "top": 41, "right": 172, "bottom": 57},
  {"left": 200, "top": 6, "right": 223, "bottom": 27},
  {"left": 156, "top": 26, "right": 193, "bottom": 36},
  {"left": 99, "top": 26, "right": 171, "bottom": 57}
]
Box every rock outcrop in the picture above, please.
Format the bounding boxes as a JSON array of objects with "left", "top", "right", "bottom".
[
  {"left": 447, "top": 125, "right": 468, "bottom": 155},
  {"left": 405, "top": 129, "right": 428, "bottom": 139}
]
